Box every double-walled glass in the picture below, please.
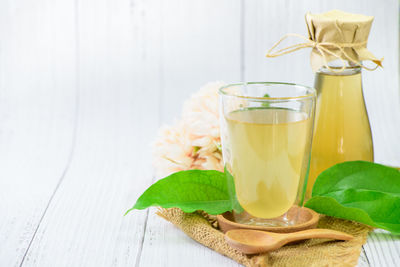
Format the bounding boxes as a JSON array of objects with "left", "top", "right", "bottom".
[{"left": 219, "top": 82, "right": 316, "bottom": 226}]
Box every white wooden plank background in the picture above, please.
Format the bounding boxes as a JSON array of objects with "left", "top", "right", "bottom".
[
  {"left": 0, "top": 1, "right": 78, "bottom": 266},
  {"left": 0, "top": 0, "right": 398, "bottom": 267}
]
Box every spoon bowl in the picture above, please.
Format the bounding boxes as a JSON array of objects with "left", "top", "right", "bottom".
[{"left": 225, "top": 229, "right": 278, "bottom": 254}]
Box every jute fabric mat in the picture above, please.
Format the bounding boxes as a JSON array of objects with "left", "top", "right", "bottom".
[{"left": 157, "top": 208, "right": 371, "bottom": 267}]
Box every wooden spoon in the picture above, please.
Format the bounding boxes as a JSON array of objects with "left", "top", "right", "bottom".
[{"left": 225, "top": 228, "right": 354, "bottom": 254}]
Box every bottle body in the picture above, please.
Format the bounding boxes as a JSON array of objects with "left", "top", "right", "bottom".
[{"left": 306, "top": 67, "right": 374, "bottom": 198}]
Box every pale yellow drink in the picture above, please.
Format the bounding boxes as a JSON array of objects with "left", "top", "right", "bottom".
[
  {"left": 226, "top": 108, "right": 311, "bottom": 219},
  {"left": 307, "top": 71, "right": 373, "bottom": 197}
]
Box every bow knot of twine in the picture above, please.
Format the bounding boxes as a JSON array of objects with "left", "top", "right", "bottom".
[{"left": 266, "top": 33, "right": 380, "bottom": 72}]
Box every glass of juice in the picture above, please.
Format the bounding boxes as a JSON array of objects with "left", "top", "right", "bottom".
[{"left": 219, "top": 82, "right": 316, "bottom": 227}]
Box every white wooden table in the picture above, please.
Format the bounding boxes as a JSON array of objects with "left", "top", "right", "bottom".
[{"left": 0, "top": 0, "right": 399, "bottom": 266}]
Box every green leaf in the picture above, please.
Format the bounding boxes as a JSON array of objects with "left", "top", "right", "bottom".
[
  {"left": 305, "top": 161, "right": 400, "bottom": 234},
  {"left": 261, "top": 93, "right": 271, "bottom": 107},
  {"left": 126, "top": 169, "right": 242, "bottom": 215}
]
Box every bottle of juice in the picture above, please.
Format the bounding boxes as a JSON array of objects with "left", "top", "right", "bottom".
[
  {"left": 266, "top": 10, "right": 383, "bottom": 199},
  {"left": 306, "top": 62, "right": 374, "bottom": 197},
  {"left": 304, "top": 10, "right": 382, "bottom": 198}
]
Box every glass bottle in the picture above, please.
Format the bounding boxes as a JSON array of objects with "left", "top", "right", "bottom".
[{"left": 306, "top": 62, "right": 374, "bottom": 198}]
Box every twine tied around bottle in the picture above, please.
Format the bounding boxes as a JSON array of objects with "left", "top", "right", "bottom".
[{"left": 266, "top": 33, "right": 383, "bottom": 73}]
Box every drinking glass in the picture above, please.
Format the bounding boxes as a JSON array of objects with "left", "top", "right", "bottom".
[{"left": 219, "top": 82, "right": 316, "bottom": 226}]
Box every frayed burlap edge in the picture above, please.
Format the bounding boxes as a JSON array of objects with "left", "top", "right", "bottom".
[{"left": 157, "top": 208, "right": 372, "bottom": 267}]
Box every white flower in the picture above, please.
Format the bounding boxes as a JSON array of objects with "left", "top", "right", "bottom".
[{"left": 152, "top": 81, "right": 225, "bottom": 178}]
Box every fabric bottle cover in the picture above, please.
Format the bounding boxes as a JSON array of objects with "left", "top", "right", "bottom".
[{"left": 267, "top": 10, "right": 383, "bottom": 72}]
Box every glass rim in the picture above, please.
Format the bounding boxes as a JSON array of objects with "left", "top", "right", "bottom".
[{"left": 219, "top": 81, "right": 316, "bottom": 101}]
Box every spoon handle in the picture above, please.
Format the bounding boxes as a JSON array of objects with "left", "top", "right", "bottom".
[{"left": 283, "top": 229, "right": 354, "bottom": 244}]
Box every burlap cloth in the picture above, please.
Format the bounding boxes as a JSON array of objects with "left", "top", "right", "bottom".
[{"left": 157, "top": 208, "right": 372, "bottom": 267}]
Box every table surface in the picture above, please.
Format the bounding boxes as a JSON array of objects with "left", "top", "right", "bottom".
[{"left": 1, "top": 0, "right": 400, "bottom": 266}]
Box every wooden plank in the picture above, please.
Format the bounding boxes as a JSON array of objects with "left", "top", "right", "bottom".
[
  {"left": 20, "top": 0, "right": 160, "bottom": 266},
  {"left": 357, "top": 248, "right": 370, "bottom": 267},
  {"left": 0, "top": 1, "right": 77, "bottom": 266},
  {"left": 157, "top": 0, "right": 243, "bottom": 124},
  {"left": 363, "top": 230, "right": 400, "bottom": 267},
  {"left": 139, "top": 0, "right": 242, "bottom": 266},
  {"left": 140, "top": 209, "right": 241, "bottom": 267}
]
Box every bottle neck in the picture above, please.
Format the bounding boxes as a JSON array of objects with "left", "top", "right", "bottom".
[
  {"left": 314, "top": 60, "right": 364, "bottom": 100},
  {"left": 317, "top": 60, "right": 362, "bottom": 76}
]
